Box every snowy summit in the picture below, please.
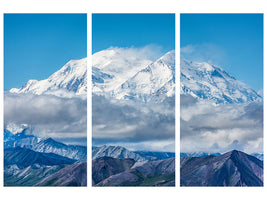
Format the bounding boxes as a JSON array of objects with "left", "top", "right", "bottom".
[
  {"left": 10, "top": 58, "right": 87, "bottom": 97},
  {"left": 180, "top": 58, "right": 262, "bottom": 104}
]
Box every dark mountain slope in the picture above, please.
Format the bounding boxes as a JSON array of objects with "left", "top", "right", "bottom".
[
  {"left": 94, "top": 157, "right": 175, "bottom": 186},
  {"left": 4, "top": 131, "right": 87, "bottom": 161},
  {"left": 36, "top": 162, "right": 87, "bottom": 186},
  {"left": 4, "top": 165, "right": 64, "bottom": 186},
  {"left": 4, "top": 147, "right": 76, "bottom": 169},
  {"left": 92, "top": 156, "right": 135, "bottom": 185},
  {"left": 180, "top": 150, "right": 263, "bottom": 186}
]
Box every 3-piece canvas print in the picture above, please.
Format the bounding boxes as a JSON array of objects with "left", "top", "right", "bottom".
[{"left": 3, "top": 13, "right": 263, "bottom": 187}]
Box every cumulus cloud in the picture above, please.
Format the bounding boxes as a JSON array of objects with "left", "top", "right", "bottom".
[
  {"left": 92, "top": 95, "right": 175, "bottom": 152},
  {"left": 181, "top": 43, "right": 227, "bottom": 65},
  {"left": 4, "top": 92, "right": 87, "bottom": 144},
  {"left": 180, "top": 94, "right": 263, "bottom": 154}
]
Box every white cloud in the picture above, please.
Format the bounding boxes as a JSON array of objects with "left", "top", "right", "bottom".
[
  {"left": 180, "top": 44, "right": 195, "bottom": 54},
  {"left": 107, "top": 44, "right": 165, "bottom": 62},
  {"left": 4, "top": 92, "right": 87, "bottom": 143},
  {"left": 92, "top": 95, "right": 175, "bottom": 152},
  {"left": 180, "top": 95, "right": 263, "bottom": 154},
  {"left": 181, "top": 43, "right": 227, "bottom": 65}
]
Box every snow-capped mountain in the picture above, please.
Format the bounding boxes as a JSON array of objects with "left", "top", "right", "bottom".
[
  {"left": 10, "top": 58, "right": 87, "bottom": 96},
  {"left": 9, "top": 48, "right": 261, "bottom": 105},
  {"left": 92, "top": 49, "right": 175, "bottom": 102},
  {"left": 92, "top": 145, "right": 175, "bottom": 161},
  {"left": 10, "top": 48, "right": 175, "bottom": 103},
  {"left": 4, "top": 128, "right": 87, "bottom": 161},
  {"left": 5, "top": 123, "right": 30, "bottom": 135},
  {"left": 92, "top": 48, "right": 152, "bottom": 94},
  {"left": 181, "top": 58, "right": 262, "bottom": 104},
  {"left": 4, "top": 127, "right": 41, "bottom": 149},
  {"left": 112, "top": 50, "right": 175, "bottom": 102},
  {"left": 92, "top": 145, "right": 146, "bottom": 162}
]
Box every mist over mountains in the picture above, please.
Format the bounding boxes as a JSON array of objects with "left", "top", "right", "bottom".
[
  {"left": 180, "top": 58, "right": 263, "bottom": 155},
  {"left": 4, "top": 57, "right": 88, "bottom": 186},
  {"left": 4, "top": 45, "right": 263, "bottom": 186},
  {"left": 4, "top": 124, "right": 87, "bottom": 186},
  {"left": 92, "top": 48, "right": 175, "bottom": 152},
  {"left": 91, "top": 47, "right": 176, "bottom": 186},
  {"left": 5, "top": 58, "right": 87, "bottom": 145}
]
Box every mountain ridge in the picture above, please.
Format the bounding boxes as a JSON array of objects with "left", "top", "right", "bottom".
[
  {"left": 92, "top": 145, "right": 175, "bottom": 161},
  {"left": 10, "top": 58, "right": 87, "bottom": 96},
  {"left": 180, "top": 58, "right": 262, "bottom": 104},
  {"left": 180, "top": 149, "right": 263, "bottom": 186},
  {"left": 93, "top": 157, "right": 175, "bottom": 186},
  {"left": 4, "top": 128, "right": 87, "bottom": 161},
  {"left": 4, "top": 147, "right": 76, "bottom": 169},
  {"left": 9, "top": 49, "right": 262, "bottom": 105},
  {"left": 36, "top": 162, "right": 87, "bottom": 186},
  {"left": 111, "top": 50, "right": 175, "bottom": 102},
  {"left": 92, "top": 50, "right": 175, "bottom": 103}
]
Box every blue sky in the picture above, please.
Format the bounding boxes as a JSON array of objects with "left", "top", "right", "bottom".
[
  {"left": 4, "top": 14, "right": 87, "bottom": 90},
  {"left": 92, "top": 14, "right": 175, "bottom": 54},
  {"left": 181, "top": 14, "right": 263, "bottom": 92}
]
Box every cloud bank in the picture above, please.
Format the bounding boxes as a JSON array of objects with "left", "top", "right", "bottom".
[
  {"left": 180, "top": 95, "right": 263, "bottom": 154},
  {"left": 4, "top": 92, "right": 87, "bottom": 145},
  {"left": 92, "top": 95, "right": 175, "bottom": 152}
]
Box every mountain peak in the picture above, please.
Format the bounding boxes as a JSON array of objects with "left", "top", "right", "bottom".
[
  {"left": 181, "top": 149, "right": 263, "bottom": 186},
  {"left": 92, "top": 48, "right": 153, "bottom": 94},
  {"left": 10, "top": 58, "right": 87, "bottom": 96},
  {"left": 223, "top": 149, "right": 243, "bottom": 159},
  {"left": 92, "top": 145, "right": 146, "bottom": 162},
  {"left": 107, "top": 50, "right": 175, "bottom": 102},
  {"left": 181, "top": 58, "right": 262, "bottom": 104}
]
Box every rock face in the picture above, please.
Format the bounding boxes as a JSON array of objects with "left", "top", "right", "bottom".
[
  {"left": 93, "top": 157, "right": 175, "bottom": 186},
  {"left": 180, "top": 150, "right": 263, "bottom": 186},
  {"left": 36, "top": 162, "right": 87, "bottom": 186}
]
